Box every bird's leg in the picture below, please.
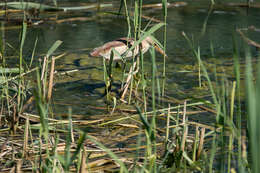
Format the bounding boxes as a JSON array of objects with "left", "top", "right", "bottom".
[{"left": 133, "top": 55, "right": 140, "bottom": 74}]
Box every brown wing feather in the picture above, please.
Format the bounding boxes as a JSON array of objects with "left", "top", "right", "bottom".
[{"left": 90, "top": 38, "right": 134, "bottom": 57}]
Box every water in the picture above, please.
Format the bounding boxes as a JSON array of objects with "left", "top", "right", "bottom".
[{"left": 4, "top": 1, "right": 260, "bottom": 117}]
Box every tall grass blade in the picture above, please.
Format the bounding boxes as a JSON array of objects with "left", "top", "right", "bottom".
[
  {"left": 30, "top": 37, "right": 38, "bottom": 67},
  {"left": 183, "top": 32, "right": 219, "bottom": 117},
  {"left": 232, "top": 32, "right": 244, "bottom": 172},
  {"left": 34, "top": 69, "right": 49, "bottom": 155},
  {"left": 18, "top": 22, "right": 27, "bottom": 112},
  {"left": 162, "top": 0, "right": 167, "bottom": 96},
  {"left": 246, "top": 46, "right": 260, "bottom": 172},
  {"left": 46, "top": 40, "right": 62, "bottom": 58},
  {"left": 123, "top": 23, "right": 165, "bottom": 59},
  {"left": 123, "top": 0, "right": 131, "bottom": 38}
]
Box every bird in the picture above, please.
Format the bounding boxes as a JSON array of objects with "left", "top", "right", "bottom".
[
  {"left": 90, "top": 36, "right": 166, "bottom": 61},
  {"left": 90, "top": 36, "right": 166, "bottom": 100}
]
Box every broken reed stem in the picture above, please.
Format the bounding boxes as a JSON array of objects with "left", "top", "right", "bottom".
[
  {"left": 236, "top": 26, "right": 260, "bottom": 48},
  {"left": 16, "top": 159, "right": 22, "bottom": 173},
  {"left": 197, "top": 127, "right": 205, "bottom": 159},
  {"left": 181, "top": 101, "right": 187, "bottom": 152},
  {"left": 166, "top": 104, "right": 170, "bottom": 145},
  {"left": 12, "top": 105, "right": 17, "bottom": 134},
  {"left": 41, "top": 56, "right": 47, "bottom": 80},
  {"left": 182, "top": 100, "right": 187, "bottom": 122},
  {"left": 22, "top": 116, "right": 29, "bottom": 158},
  {"left": 41, "top": 56, "right": 48, "bottom": 98},
  {"left": 47, "top": 57, "right": 55, "bottom": 102},
  {"left": 70, "top": 120, "right": 75, "bottom": 144},
  {"left": 181, "top": 121, "right": 188, "bottom": 152}
]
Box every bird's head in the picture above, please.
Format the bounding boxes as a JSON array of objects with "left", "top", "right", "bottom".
[{"left": 144, "top": 36, "right": 167, "bottom": 57}]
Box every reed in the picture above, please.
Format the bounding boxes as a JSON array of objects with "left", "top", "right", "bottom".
[
  {"left": 162, "top": 0, "right": 167, "bottom": 96},
  {"left": 1, "top": 1, "right": 260, "bottom": 172},
  {"left": 245, "top": 46, "right": 260, "bottom": 172}
]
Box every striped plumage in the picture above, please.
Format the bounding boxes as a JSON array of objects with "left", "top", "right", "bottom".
[{"left": 90, "top": 36, "right": 165, "bottom": 61}]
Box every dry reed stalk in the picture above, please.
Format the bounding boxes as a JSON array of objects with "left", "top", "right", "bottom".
[
  {"left": 12, "top": 104, "right": 17, "bottom": 134},
  {"left": 56, "top": 17, "right": 92, "bottom": 24},
  {"left": 140, "top": 15, "right": 162, "bottom": 23},
  {"left": 2, "top": 67, "right": 37, "bottom": 84},
  {"left": 0, "top": 136, "right": 9, "bottom": 152},
  {"left": 181, "top": 101, "right": 187, "bottom": 152},
  {"left": 181, "top": 124, "right": 188, "bottom": 152},
  {"left": 186, "top": 121, "right": 216, "bottom": 131},
  {"left": 80, "top": 148, "right": 87, "bottom": 173},
  {"left": 197, "top": 127, "right": 205, "bottom": 159},
  {"left": 41, "top": 56, "right": 48, "bottom": 98},
  {"left": 41, "top": 56, "right": 47, "bottom": 80},
  {"left": 70, "top": 121, "right": 75, "bottom": 144},
  {"left": 166, "top": 104, "right": 170, "bottom": 145},
  {"left": 182, "top": 100, "right": 187, "bottom": 122},
  {"left": 237, "top": 26, "right": 260, "bottom": 48},
  {"left": 142, "top": 3, "right": 168, "bottom": 8},
  {"left": 58, "top": 69, "right": 79, "bottom": 75},
  {"left": 21, "top": 96, "right": 34, "bottom": 113},
  {"left": 47, "top": 57, "right": 55, "bottom": 102},
  {"left": 121, "top": 61, "right": 138, "bottom": 101},
  {"left": 9, "top": 166, "right": 15, "bottom": 173},
  {"left": 242, "top": 130, "right": 247, "bottom": 159},
  {"left": 16, "top": 159, "right": 22, "bottom": 173}
]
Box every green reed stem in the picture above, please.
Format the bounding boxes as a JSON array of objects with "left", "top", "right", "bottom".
[
  {"left": 198, "top": 47, "right": 201, "bottom": 88},
  {"left": 35, "top": 68, "right": 49, "bottom": 156},
  {"left": 123, "top": 0, "right": 131, "bottom": 38},
  {"left": 162, "top": 0, "right": 167, "bottom": 96},
  {"left": 150, "top": 46, "right": 157, "bottom": 171},
  {"left": 0, "top": 22, "right": 5, "bottom": 64},
  {"left": 30, "top": 37, "right": 38, "bottom": 68},
  {"left": 209, "top": 133, "right": 217, "bottom": 173},
  {"left": 232, "top": 33, "right": 243, "bottom": 172},
  {"left": 18, "top": 22, "right": 27, "bottom": 112},
  {"left": 246, "top": 46, "right": 260, "bottom": 173}
]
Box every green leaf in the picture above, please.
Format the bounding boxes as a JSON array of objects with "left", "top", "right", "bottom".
[{"left": 46, "top": 40, "right": 63, "bottom": 58}]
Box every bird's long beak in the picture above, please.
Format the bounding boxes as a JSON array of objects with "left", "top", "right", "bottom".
[{"left": 154, "top": 44, "right": 167, "bottom": 57}]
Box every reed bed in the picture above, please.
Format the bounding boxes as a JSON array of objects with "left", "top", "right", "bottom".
[{"left": 0, "top": 0, "right": 259, "bottom": 172}]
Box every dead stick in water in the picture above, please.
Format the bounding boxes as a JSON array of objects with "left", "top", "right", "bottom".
[
  {"left": 197, "top": 127, "right": 205, "bottom": 159},
  {"left": 237, "top": 27, "right": 260, "bottom": 48}
]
